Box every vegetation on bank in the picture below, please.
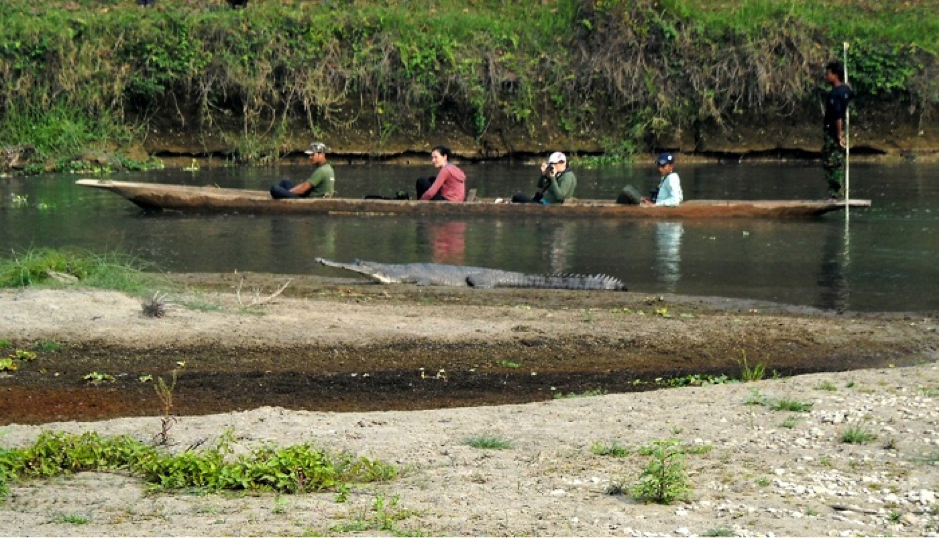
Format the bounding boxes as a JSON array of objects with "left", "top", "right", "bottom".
[
  {"left": 0, "top": 0, "right": 936, "bottom": 170},
  {"left": 0, "top": 430, "right": 396, "bottom": 499},
  {"left": 0, "top": 248, "right": 164, "bottom": 294}
]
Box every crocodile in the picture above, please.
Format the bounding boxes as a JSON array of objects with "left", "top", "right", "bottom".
[{"left": 315, "top": 258, "right": 627, "bottom": 291}]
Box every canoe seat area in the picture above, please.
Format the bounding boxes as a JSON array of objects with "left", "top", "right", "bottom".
[{"left": 466, "top": 188, "right": 477, "bottom": 203}]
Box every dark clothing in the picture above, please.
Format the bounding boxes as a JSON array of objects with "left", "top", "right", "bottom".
[
  {"left": 416, "top": 177, "right": 446, "bottom": 201},
  {"left": 270, "top": 180, "right": 303, "bottom": 199},
  {"left": 511, "top": 168, "right": 577, "bottom": 205},
  {"left": 511, "top": 193, "right": 544, "bottom": 204},
  {"left": 824, "top": 85, "right": 854, "bottom": 138},
  {"left": 822, "top": 84, "right": 853, "bottom": 197}
]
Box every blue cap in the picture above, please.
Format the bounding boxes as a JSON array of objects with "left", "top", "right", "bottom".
[{"left": 656, "top": 152, "right": 675, "bottom": 166}]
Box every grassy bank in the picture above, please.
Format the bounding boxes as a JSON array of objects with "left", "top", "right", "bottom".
[{"left": 0, "top": 0, "right": 935, "bottom": 169}]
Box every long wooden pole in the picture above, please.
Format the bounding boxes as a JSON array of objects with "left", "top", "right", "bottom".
[{"left": 843, "top": 43, "right": 851, "bottom": 212}]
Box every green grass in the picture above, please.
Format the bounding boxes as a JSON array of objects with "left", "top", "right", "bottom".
[
  {"left": 815, "top": 381, "right": 837, "bottom": 391},
  {"left": 591, "top": 441, "right": 630, "bottom": 458},
  {"left": 769, "top": 397, "right": 813, "bottom": 413},
  {"left": 553, "top": 389, "right": 607, "bottom": 399},
  {"left": 0, "top": 430, "right": 396, "bottom": 499},
  {"left": 0, "top": 0, "right": 933, "bottom": 168},
  {"left": 56, "top": 514, "right": 89, "bottom": 525},
  {"left": 464, "top": 435, "right": 512, "bottom": 450},
  {"left": 0, "top": 248, "right": 167, "bottom": 295},
  {"left": 840, "top": 421, "right": 877, "bottom": 444},
  {"left": 780, "top": 415, "right": 800, "bottom": 429}
]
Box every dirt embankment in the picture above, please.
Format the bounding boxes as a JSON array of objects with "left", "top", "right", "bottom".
[{"left": 0, "top": 273, "right": 935, "bottom": 424}]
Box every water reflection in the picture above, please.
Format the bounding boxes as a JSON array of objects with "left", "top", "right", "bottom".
[
  {"left": 816, "top": 219, "right": 851, "bottom": 311},
  {"left": 420, "top": 221, "right": 467, "bottom": 265},
  {"left": 0, "top": 162, "right": 936, "bottom": 312},
  {"left": 654, "top": 222, "right": 684, "bottom": 292}
]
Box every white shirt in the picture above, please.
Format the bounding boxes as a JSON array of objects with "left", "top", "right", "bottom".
[{"left": 656, "top": 172, "right": 683, "bottom": 207}]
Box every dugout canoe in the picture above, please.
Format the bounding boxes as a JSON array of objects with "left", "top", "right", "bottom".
[{"left": 75, "top": 179, "right": 871, "bottom": 218}]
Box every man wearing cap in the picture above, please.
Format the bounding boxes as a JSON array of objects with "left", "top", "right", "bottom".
[
  {"left": 270, "top": 142, "right": 335, "bottom": 199},
  {"left": 511, "top": 151, "right": 577, "bottom": 204},
  {"left": 641, "top": 152, "right": 683, "bottom": 207}
]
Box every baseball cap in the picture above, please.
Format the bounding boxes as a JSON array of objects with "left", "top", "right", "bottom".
[
  {"left": 548, "top": 152, "right": 566, "bottom": 164},
  {"left": 304, "top": 142, "right": 329, "bottom": 154},
  {"left": 656, "top": 152, "right": 675, "bottom": 166}
]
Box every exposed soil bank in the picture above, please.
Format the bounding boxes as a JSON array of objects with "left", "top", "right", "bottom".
[{"left": 0, "top": 273, "right": 935, "bottom": 425}]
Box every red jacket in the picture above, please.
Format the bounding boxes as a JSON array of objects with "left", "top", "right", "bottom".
[{"left": 420, "top": 164, "right": 466, "bottom": 201}]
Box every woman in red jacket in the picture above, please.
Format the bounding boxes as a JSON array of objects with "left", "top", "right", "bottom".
[{"left": 416, "top": 146, "right": 466, "bottom": 202}]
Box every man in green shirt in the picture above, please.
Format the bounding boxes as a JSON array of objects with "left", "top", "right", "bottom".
[{"left": 270, "top": 142, "right": 335, "bottom": 199}]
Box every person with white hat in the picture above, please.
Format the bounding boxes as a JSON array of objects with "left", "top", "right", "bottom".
[
  {"left": 270, "top": 142, "right": 335, "bottom": 199},
  {"left": 511, "top": 151, "right": 577, "bottom": 204}
]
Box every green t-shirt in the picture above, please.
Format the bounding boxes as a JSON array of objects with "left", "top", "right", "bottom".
[{"left": 306, "top": 163, "right": 335, "bottom": 197}]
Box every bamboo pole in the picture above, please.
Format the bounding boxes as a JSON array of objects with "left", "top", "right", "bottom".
[{"left": 843, "top": 43, "right": 851, "bottom": 213}]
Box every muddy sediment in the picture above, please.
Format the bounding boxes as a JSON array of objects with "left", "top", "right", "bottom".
[{"left": 1, "top": 274, "right": 935, "bottom": 425}]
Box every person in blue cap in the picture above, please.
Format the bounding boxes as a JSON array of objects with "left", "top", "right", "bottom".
[{"left": 641, "top": 152, "right": 683, "bottom": 207}]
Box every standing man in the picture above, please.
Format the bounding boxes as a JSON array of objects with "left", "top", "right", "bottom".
[
  {"left": 270, "top": 142, "right": 335, "bottom": 199},
  {"left": 822, "top": 61, "right": 854, "bottom": 199}
]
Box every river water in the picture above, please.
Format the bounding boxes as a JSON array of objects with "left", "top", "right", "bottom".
[{"left": 1, "top": 161, "right": 936, "bottom": 313}]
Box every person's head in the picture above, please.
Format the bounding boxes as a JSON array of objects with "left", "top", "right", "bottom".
[
  {"left": 547, "top": 151, "right": 567, "bottom": 172},
  {"left": 656, "top": 152, "right": 675, "bottom": 174},
  {"left": 825, "top": 61, "right": 844, "bottom": 84},
  {"left": 431, "top": 145, "right": 451, "bottom": 168},
  {"left": 305, "top": 142, "right": 329, "bottom": 165}
]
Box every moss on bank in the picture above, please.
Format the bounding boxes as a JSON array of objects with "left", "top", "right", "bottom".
[{"left": 0, "top": 0, "right": 936, "bottom": 171}]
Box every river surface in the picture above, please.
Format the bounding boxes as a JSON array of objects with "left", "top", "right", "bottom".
[{"left": 1, "top": 161, "right": 936, "bottom": 313}]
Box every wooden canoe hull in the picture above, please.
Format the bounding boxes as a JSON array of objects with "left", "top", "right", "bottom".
[{"left": 76, "top": 179, "right": 871, "bottom": 218}]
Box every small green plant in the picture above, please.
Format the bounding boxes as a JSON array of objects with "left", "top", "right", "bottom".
[
  {"left": 756, "top": 477, "right": 771, "bottom": 487},
  {"left": 10, "top": 349, "right": 37, "bottom": 361},
  {"left": 805, "top": 508, "right": 818, "bottom": 517},
  {"left": 845, "top": 380, "right": 856, "bottom": 388},
  {"left": 815, "top": 381, "right": 837, "bottom": 391},
  {"left": 272, "top": 495, "right": 289, "bottom": 514},
  {"left": 591, "top": 441, "right": 630, "bottom": 458},
  {"left": 553, "top": 389, "right": 607, "bottom": 399},
  {"left": 83, "top": 372, "right": 115, "bottom": 384},
  {"left": 56, "top": 514, "right": 89, "bottom": 525},
  {"left": 840, "top": 421, "right": 877, "bottom": 445},
  {"left": 780, "top": 415, "right": 800, "bottom": 429},
  {"left": 0, "top": 339, "right": 11, "bottom": 349},
  {"left": 497, "top": 360, "right": 520, "bottom": 369},
  {"left": 465, "top": 435, "right": 512, "bottom": 450},
  {"left": 33, "top": 340, "right": 61, "bottom": 352},
  {"left": 743, "top": 388, "right": 769, "bottom": 406},
  {"left": 888, "top": 510, "right": 902, "bottom": 522},
  {"left": 331, "top": 494, "right": 418, "bottom": 535},
  {"left": 154, "top": 370, "right": 178, "bottom": 445},
  {"left": 703, "top": 528, "right": 735, "bottom": 537},
  {"left": 0, "top": 358, "right": 17, "bottom": 371},
  {"left": 631, "top": 439, "right": 690, "bottom": 504},
  {"left": 738, "top": 351, "right": 766, "bottom": 382},
  {"left": 770, "top": 397, "right": 813, "bottom": 412},
  {"left": 919, "top": 387, "right": 939, "bottom": 397},
  {"left": 334, "top": 482, "right": 350, "bottom": 503}
]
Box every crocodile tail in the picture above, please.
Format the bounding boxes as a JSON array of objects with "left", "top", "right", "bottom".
[{"left": 474, "top": 273, "right": 627, "bottom": 291}]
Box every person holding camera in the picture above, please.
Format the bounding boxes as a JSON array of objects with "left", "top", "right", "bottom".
[
  {"left": 511, "top": 152, "right": 577, "bottom": 204},
  {"left": 640, "top": 152, "right": 683, "bottom": 207}
]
